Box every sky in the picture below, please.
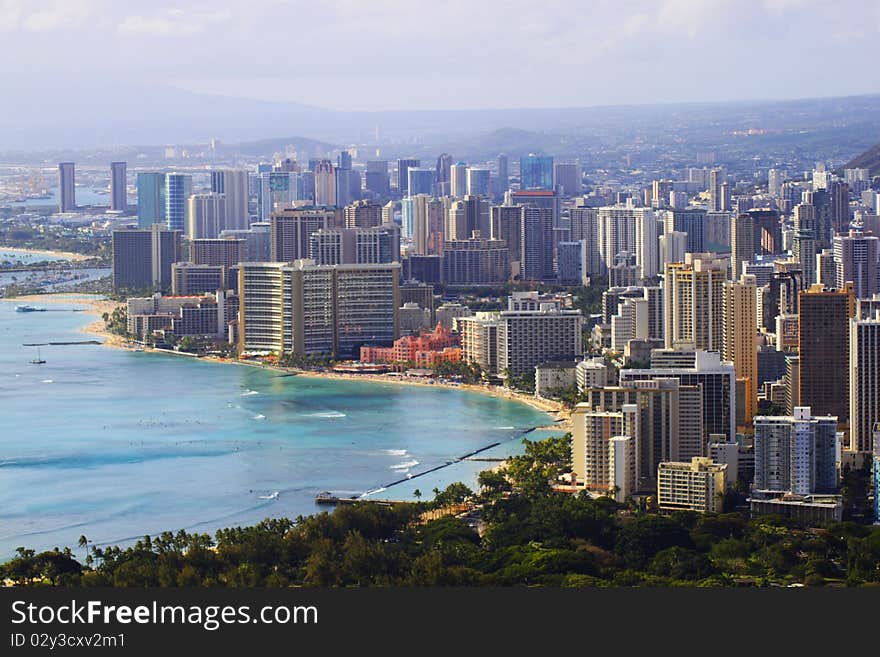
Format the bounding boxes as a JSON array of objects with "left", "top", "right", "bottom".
[{"left": 0, "top": 0, "right": 878, "bottom": 113}]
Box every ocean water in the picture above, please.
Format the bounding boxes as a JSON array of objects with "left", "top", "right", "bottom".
[
  {"left": 0, "top": 249, "right": 66, "bottom": 264},
  {"left": 0, "top": 297, "right": 561, "bottom": 559}
]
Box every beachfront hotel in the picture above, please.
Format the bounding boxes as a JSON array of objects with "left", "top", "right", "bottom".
[{"left": 238, "top": 259, "right": 400, "bottom": 357}]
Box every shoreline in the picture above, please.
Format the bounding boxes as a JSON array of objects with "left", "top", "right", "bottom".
[
  {"left": 0, "top": 246, "right": 93, "bottom": 262},
  {"left": 4, "top": 292, "right": 571, "bottom": 428}
]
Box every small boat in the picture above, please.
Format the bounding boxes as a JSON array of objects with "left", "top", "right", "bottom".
[
  {"left": 30, "top": 346, "right": 46, "bottom": 364},
  {"left": 259, "top": 491, "right": 280, "bottom": 500},
  {"left": 16, "top": 305, "right": 46, "bottom": 313}
]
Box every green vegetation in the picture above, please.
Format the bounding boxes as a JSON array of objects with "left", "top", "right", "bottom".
[
  {"left": 0, "top": 223, "right": 109, "bottom": 261},
  {"left": 3, "top": 436, "right": 878, "bottom": 587},
  {"left": 433, "top": 359, "right": 482, "bottom": 383}
]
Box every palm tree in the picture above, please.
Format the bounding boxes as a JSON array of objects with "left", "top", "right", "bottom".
[{"left": 413, "top": 489, "right": 422, "bottom": 501}]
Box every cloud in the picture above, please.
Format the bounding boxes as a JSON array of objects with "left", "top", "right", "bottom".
[
  {"left": 117, "top": 8, "right": 232, "bottom": 37},
  {"left": 0, "top": 0, "right": 97, "bottom": 32}
]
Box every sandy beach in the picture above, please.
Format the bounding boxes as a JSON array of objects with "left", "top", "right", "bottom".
[
  {"left": 0, "top": 246, "right": 94, "bottom": 262},
  {"left": 4, "top": 292, "right": 571, "bottom": 429}
]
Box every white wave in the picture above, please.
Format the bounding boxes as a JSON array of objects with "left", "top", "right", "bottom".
[
  {"left": 240, "top": 390, "right": 259, "bottom": 396},
  {"left": 306, "top": 411, "right": 346, "bottom": 419},
  {"left": 252, "top": 414, "right": 266, "bottom": 420},
  {"left": 382, "top": 449, "right": 408, "bottom": 456},
  {"left": 494, "top": 426, "right": 515, "bottom": 430},
  {"left": 390, "top": 459, "right": 419, "bottom": 470},
  {"left": 360, "top": 487, "right": 386, "bottom": 498},
  {"left": 41, "top": 379, "right": 53, "bottom": 384}
]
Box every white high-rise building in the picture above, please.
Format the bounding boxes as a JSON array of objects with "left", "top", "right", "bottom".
[
  {"left": 850, "top": 311, "right": 880, "bottom": 453},
  {"left": 635, "top": 210, "right": 660, "bottom": 280},
  {"left": 211, "top": 169, "right": 250, "bottom": 229},
  {"left": 186, "top": 193, "right": 227, "bottom": 239}
]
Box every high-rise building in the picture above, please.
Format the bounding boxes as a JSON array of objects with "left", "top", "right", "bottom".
[
  {"left": 635, "top": 210, "right": 660, "bottom": 279},
  {"left": 238, "top": 260, "right": 400, "bottom": 357},
  {"left": 171, "top": 263, "right": 225, "bottom": 296},
  {"left": 344, "top": 199, "right": 384, "bottom": 229},
  {"left": 834, "top": 229, "right": 879, "bottom": 299},
  {"left": 596, "top": 204, "right": 648, "bottom": 274},
  {"left": 753, "top": 407, "right": 838, "bottom": 494},
  {"left": 731, "top": 212, "right": 755, "bottom": 279},
  {"left": 665, "top": 208, "right": 705, "bottom": 254},
  {"left": 110, "top": 162, "right": 127, "bottom": 212},
  {"left": 850, "top": 311, "right": 880, "bottom": 453},
  {"left": 620, "top": 349, "right": 737, "bottom": 443},
  {"left": 257, "top": 171, "right": 295, "bottom": 221},
  {"left": 435, "top": 153, "right": 452, "bottom": 197},
  {"left": 211, "top": 169, "right": 250, "bottom": 230},
  {"left": 519, "top": 154, "right": 554, "bottom": 191},
  {"left": 309, "top": 226, "right": 400, "bottom": 265},
  {"left": 553, "top": 162, "right": 581, "bottom": 197},
  {"left": 659, "top": 231, "right": 687, "bottom": 270},
  {"left": 190, "top": 237, "right": 244, "bottom": 275},
  {"left": 365, "top": 161, "right": 390, "bottom": 197},
  {"left": 58, "top": 162, "right": 76, "bottom": 213},
  {"left": 568, "top": 207, "right": 601, "bottom": 276},
  {"left": 583, "top": 378, "right": 704, "bottom": 489},
  {"left": 570, "top": 404, "right": 638, "bottom": 495},
  {"left": 442, "top": 237, "right": 509, "bottom": 285},
  {"left": 314, "top": 160, "right": 336, "bottom": 206},
  {"left": 466, "top": 168, "right": 491, "bottom": 197},
  {"left": 657, "top": 458, "right": 727, "bottom": 513},
  {"left": 793, "top": 203, "right": 818, "bottom": 287},
  {"left": 164, "top": 173, "right": 193, "bottom": 232},
  {"left": 496, "top": 292, "right": 583, "bottom": 377},
  {"left": 798, "top": 283, "right": 855, "bottom": 422},
  {"left": 219, "top": 224, "right": 271, "bottom": 262},
  {"left": 112, "top": 225, "right": 182, "bottom": 293},
  {"left": 495, "top": 153, "right": 509, "bottom": 197},
  {"left": 407, "top": 167, "right": 435, "bottom": 197},
  {"left": 723, "top": 275, "right": 758, "bottom": 424},
  {"left": 663, "top": 253, "right": 727, "bottom": 352},
  {"left": 270, "top": 208, "right": 334, "bottom": 262},
  {"left": 186, "top": 193, "right": 227, "bottom": 239},
  {"left": 396, "top": 158, "right": 419, "bottom": 196},
  {"left": 520, "top": 206, "right": 554, "bottom": 281},
  {"left": 450, "top": 162, "right": 467, "bottom": 199},
  {"left": 136, "top": 172, "right": 166, "bottom": 228},
  {"left": 708, "top": 168, "right": 728, "bottom": 212},
  {"left": 457, "top": 313, "right": 499, "bottom": 373}
]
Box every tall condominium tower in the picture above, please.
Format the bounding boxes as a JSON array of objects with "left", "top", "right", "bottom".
[
  {"left": 110, "top": 161, "right": 127, "bottom": 212},
  {"left": 834, "top": 229, "right": 879, "bottom": 299},
  {"left": 753, "top": 407, "right": 838, "bottom": 494},
  {"left": 722, "top": 274, "right": 758, "bottom": 424},
  {"left": 314, "top": 160, "right": 336, "bottom": 207},
  {"left": 58, "top": 162, "right": 76, "bottom": 213},
  {"left": 211, "top": 169, "right": 250, "bottom": 230},
  {"left": 663, "top": 253, "right": 727, "bottom": 352},
  {"left": 450, "top": 162, "right": 467, "bottom": 199},
  {"left": 396, "top": 158, "right": 419, "bottom": 196},
  {"left": 186, "top": 193, "right": 227, "bottom": 239},
  {"left": 137, "top": 172, "right": 166, "bottom": 228},
  {"left": 850, "top": 311, "right": 880, "bottom": 453},
  {"left": 111, "top": 225, "right": 182, "bottom": 293},
  {"left": 164, "top": 173, "right": 192, "bottom": 232},
  {"left": 798, "top": 283, "right": 855, "bottom": 423},
  {"left": 270, "top": 208, "right": 334, "bottom": 262}
]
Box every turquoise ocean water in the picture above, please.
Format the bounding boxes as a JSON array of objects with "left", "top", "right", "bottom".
[{"left": 0, "top": 297, "right": 561, "bottom": 559}]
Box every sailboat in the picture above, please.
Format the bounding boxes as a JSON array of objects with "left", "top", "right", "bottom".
[{"left": 30, "top": 346, "right": 46, "bottom": 365}]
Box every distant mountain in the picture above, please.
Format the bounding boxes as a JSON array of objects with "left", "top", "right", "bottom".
[
  {"left": 217, "top": 136, "right": 340, "bottom": 158},
  {"left": 843, "top": 142, "right": 880, "bottom": 175}
]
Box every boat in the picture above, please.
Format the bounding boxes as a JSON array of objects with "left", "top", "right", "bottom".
[
  {"left": 259, "top": 491, "right": 280, "bottom": 500},
  {"left": 30, "top": 346, "right": 46, "bottom": 365},
  {"left": 16, "top": 305, "right": 47, "bottom": 313}
]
